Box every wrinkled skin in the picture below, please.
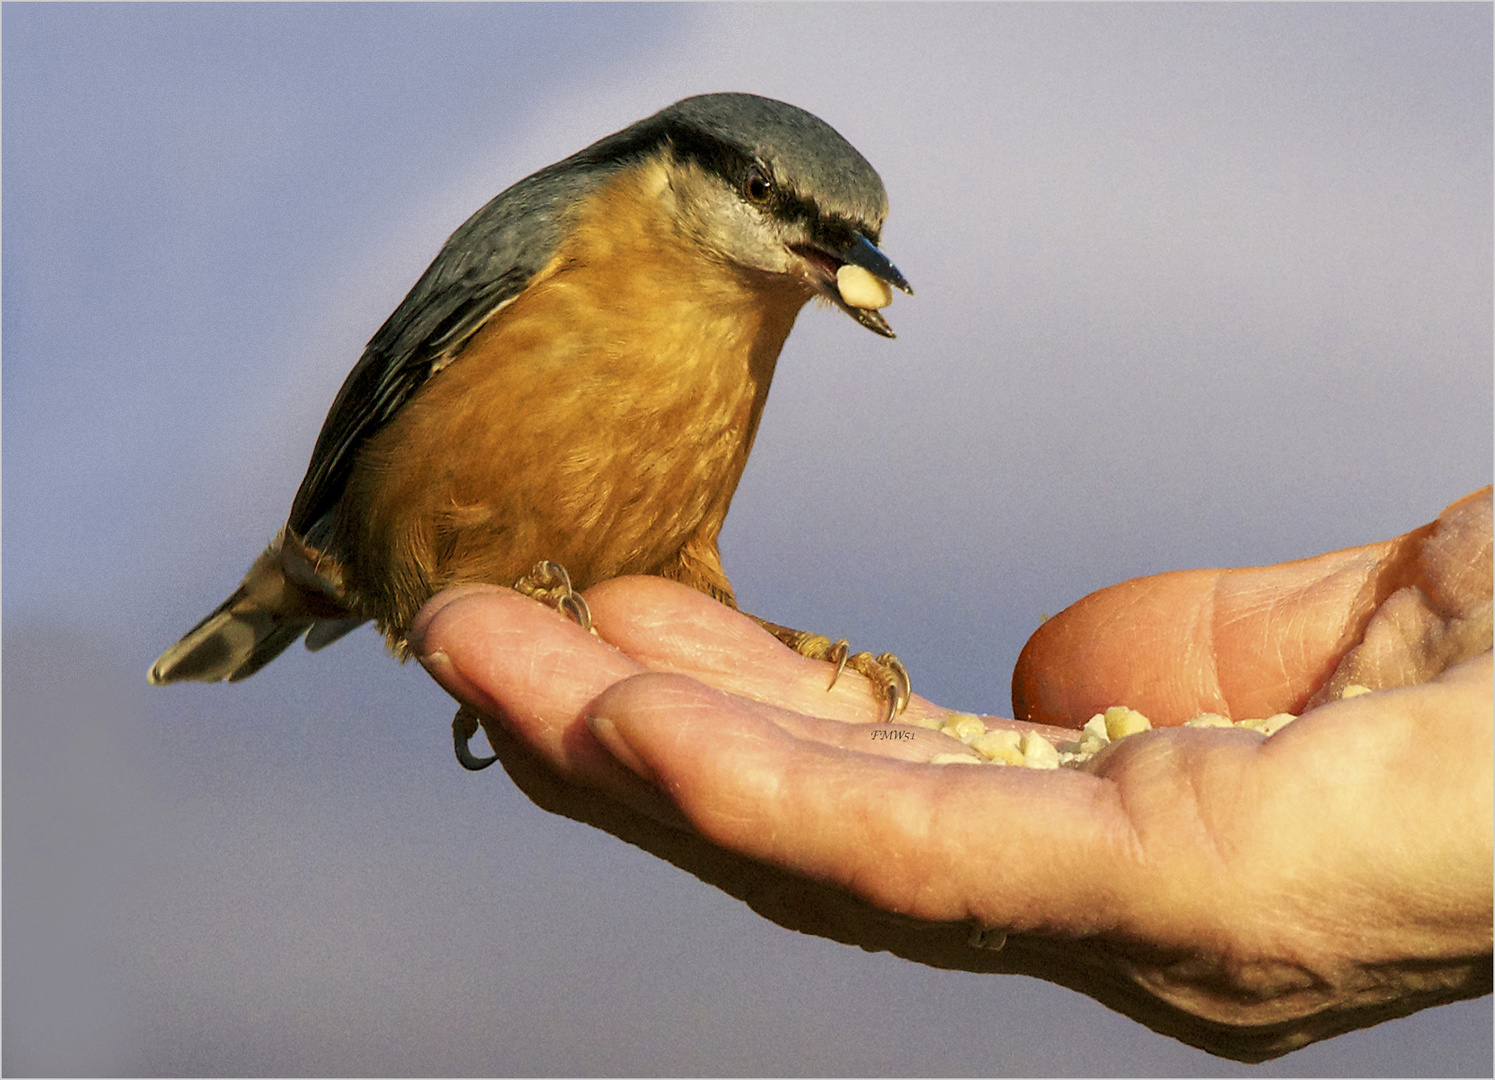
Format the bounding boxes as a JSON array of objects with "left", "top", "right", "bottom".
[{"left": 412, "top": 488, "right": 1492, "bottom": 1062}]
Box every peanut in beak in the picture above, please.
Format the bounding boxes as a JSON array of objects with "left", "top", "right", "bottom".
[{"left": 836, "top": 263, "right": 894, "bottom": 310}]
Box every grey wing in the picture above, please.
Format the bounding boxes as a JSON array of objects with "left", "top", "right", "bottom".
[{"left": 285, "top": 163, "right": 609, "bottom": 539}]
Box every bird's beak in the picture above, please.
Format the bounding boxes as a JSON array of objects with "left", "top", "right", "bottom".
[
  {"left": 842, "top": 234, "right": 913, "bottom": 297},
  {"left": 817, "top": 234, "right": 913, "bottom": 339}
]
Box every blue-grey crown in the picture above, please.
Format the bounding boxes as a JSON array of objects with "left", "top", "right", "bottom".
[{"left": 651, "top": 93, "right": 889, "bottom": 230}]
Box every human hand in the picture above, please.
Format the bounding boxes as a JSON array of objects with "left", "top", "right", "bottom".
[{"left": 411, "top": 488, "right": 1492, "bottom": 1061}]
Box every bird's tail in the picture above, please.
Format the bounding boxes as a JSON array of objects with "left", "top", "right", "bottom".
[{"left": 148, "top": 529, "right": 365, "bottom": 684}]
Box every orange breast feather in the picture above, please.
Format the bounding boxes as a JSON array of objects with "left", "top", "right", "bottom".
[{"left": 336, "top": 164, "right": 807, "bottom": 638}]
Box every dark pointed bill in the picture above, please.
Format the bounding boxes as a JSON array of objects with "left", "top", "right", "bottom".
[
  {"left": 840, "top": 233, "right": 912, "bottom": 296},
  {"left": 846, "top": 305, "right": 896, "bottom": 338}
]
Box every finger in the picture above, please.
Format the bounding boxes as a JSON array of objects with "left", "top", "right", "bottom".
[
  {"left": 588, "top": 676, "right": 979, "bottom": 778},
  {"left": 585, "top": 670, "right": 1140, "bottom": 934},
  {"left": 1014, "top": 488, "right": 1492, "bottom": 727},
  {"left": 583, "top": 576, "right": 951, "bottom": 727}
]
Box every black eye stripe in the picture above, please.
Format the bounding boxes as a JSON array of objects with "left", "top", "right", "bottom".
[{"left": 627, "top": 121, "right": 879, "bottom": 242}]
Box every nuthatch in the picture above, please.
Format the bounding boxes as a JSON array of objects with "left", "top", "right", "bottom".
[{"left": 150, "top": 93, "right": 914, "bottom": 766}]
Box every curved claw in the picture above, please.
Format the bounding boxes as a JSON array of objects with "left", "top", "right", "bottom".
[
  {"left": 877, "top": 653, "right": 911, "bottom": 721},
  {"left": 825, "top": 639, "right": 850, "bottom": 690},
  {"left": 530, "top": 560, "right": 592, "bottom": 631},
  {"left": 557, "top": 591, "right": 592, "bottom": 632},
  {"left": 453, "top": 705, "right": 498, "bottom": 772}
]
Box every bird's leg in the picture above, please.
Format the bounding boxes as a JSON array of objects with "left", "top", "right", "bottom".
[
  {"left": 656, "top": 535, "right": 910, "bottom": 722},
  {"left": 753, "top": 618, "right": 912, "bottom": 724},
  {"left": 453, "top": 560, "right": 594, "bottom": 772}
]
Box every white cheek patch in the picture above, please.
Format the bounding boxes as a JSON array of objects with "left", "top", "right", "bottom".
[{"left": 836, "top": 263, "right": 893, "bottom": 310}]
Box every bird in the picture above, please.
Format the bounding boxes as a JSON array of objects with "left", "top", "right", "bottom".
[{"left": 149, "top": 92, "right": 914, "bottom": 768}]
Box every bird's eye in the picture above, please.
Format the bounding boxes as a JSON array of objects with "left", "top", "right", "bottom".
[{"left": 743, "top": 165, "right": 772, "bottom": 204}]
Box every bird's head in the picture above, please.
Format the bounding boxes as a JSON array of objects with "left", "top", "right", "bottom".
[{"left": 580, "top": 93, "right": 912, "bottom": 338}]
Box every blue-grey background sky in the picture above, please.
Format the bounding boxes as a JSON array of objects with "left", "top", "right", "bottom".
[{"left": 4, "top": 4, "right": 1491, "bottom": 1075}]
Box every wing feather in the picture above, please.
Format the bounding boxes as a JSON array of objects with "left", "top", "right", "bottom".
[{"left": 286, "top": 162, "right": 618, "bottom": 537}]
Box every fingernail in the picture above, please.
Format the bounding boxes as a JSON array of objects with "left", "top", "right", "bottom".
[
  {"left": 587, "top": 714, "right": 658, "bottom": 784},
  {"left": 418, "top": 648, "right": 463, "bottom": 694},
  {"left": 408, "top": 584, "right": 508, "bottom": 652},
  {"left": 418, "top": 648, "right": 496, "bottom": 717}
]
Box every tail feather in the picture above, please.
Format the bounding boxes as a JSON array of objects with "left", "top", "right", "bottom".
[
  {"left": 228, "top": 623, "right": 319, "bottom": 682},
  {"left": 149, "top": 530, "right": 361, "bottom": 684},
  {"left": 304, "top": 617, "right": 365, "bottom": 652}
]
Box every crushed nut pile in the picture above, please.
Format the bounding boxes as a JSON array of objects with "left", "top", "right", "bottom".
[{"left": 910, "top": 684, "right": 1372, "bottom": 769}]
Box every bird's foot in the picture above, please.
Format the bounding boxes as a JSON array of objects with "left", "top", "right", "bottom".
[
  {"left": 513, "top": 559, "right": 592, "bottom": 631},
  {"left": 755, "top": 619, "right": 911, "bottom": 723},
  {"left": 453, "top": 703, "right": 498, "bottom": 771}
]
